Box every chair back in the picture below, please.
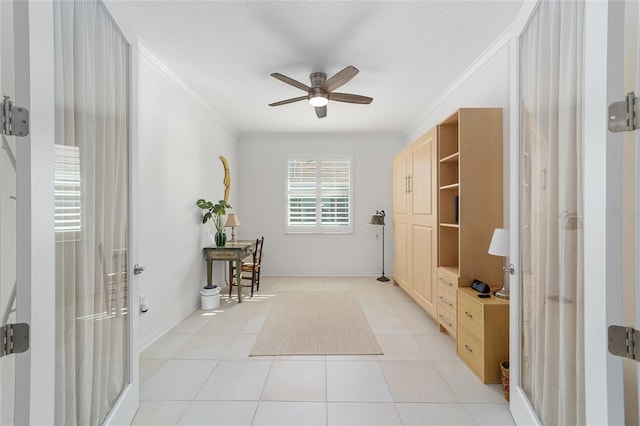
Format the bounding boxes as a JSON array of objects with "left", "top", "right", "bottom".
[{"left": 255, "top": 236, "right": 264, "bottom": 266}]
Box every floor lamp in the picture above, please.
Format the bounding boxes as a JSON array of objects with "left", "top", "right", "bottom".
[{"left": 369, "top": 210, "right": 389, "bottom": 282}]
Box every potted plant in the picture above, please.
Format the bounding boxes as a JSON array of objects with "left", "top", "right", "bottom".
[{"left": 197, "top": 198, "right": 232, "bottom": 247}]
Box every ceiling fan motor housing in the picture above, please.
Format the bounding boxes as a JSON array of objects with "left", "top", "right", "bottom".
[{"left": 310, "top": 72, "right": 327, "bottom": 88}]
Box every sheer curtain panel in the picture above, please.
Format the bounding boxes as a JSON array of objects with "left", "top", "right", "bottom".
[
  {"left": 54, "top": 1, "right": 130, "bottom": 424},
  {"left": 520, "top": 1, "right": 585, "bottom": 424}
]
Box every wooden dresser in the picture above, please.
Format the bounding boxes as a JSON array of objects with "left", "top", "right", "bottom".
[{"left": 456, "top": 287, "right": 509, "bottom": 383}]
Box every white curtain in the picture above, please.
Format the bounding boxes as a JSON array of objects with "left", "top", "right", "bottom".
[
  {"left": 54, "top": 1, "right": 129, "bottom": 424},
  {"left": 520, "top": 1, "right": 584, "bottom": 425}
]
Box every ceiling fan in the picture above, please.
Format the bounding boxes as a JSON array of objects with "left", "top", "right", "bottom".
[{"left": 269, "top": 65, "right": 373, "bottom": 118}]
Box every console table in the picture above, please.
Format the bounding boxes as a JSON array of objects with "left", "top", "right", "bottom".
[{"left": 203, "top": 240, "right": 255, "bottom": 303}]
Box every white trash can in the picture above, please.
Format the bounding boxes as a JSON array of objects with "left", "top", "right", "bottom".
[{"left": 200, "top": 285, "right": 220, "bottom": 311}]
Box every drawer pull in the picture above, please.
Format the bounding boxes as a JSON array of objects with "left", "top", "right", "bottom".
[
  {"left": 438, "top": 315, "right": 453, "bottom": 328},
  {"left": 464, "top": 344, "right": 473, "bottom": 352},
  {"left": 464, "top": 311, "right": 473, "bottom": 318},
  {"left": 448, "top": 302, "right": 453, "bottom": 307},
  {"left": 439, "top": 277, "right": 453, "bottom": 286}
]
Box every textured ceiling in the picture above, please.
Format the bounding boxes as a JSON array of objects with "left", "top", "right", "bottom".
[{"left": 106, "top": 1, "right": 523, "bottom": 135}]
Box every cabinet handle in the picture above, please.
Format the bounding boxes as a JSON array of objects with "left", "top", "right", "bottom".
[
  {"left": 448, "top": 302, "right": 453, "bottom": 307},
  {"left": 408, "top": 175, "right": 412, "bottom": 193},
  {"left": 464, "top": 344, "right": 473, "bottom": 352},
  {"left": 464, "top": 311, "right": 473, "bottom": 318},
  {"left": 405, "top": 176, "right": 409, "bottom": 193}
]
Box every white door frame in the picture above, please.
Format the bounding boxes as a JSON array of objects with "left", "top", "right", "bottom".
[
  {"left": 508, "top": 1, "right": 627, "bottom": 424},
  {"left": 507, "top": 2, "right": 541, "bottom": 423},
  {"left": 583, "top": 1, "right": 625, "bottom": 424},
  {"left": 14, "top": 0, "right": 55, "bottom": 424},
  {"left": 102, "top": 0, "right": 140, "bottom": 422}
]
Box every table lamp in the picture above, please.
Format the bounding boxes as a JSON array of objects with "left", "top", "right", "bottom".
[
  {"left": 224, "top": 214, "right": 241, "bottom": 243},
  {"left": 488, "top": 228, "right": 514, "bottom": 299}
]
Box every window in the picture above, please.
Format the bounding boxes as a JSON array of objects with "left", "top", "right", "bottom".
[{"left": 287, "top": 157, "right": 352, "bottom": 233}]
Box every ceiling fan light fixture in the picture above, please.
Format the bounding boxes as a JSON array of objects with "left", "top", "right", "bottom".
[{"left": 308, "top": 93, "right": 329, "bottom": 107}]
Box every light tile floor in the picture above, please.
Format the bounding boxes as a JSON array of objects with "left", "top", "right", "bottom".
[{"left": 133, "top": 276, "right": 514, "bottom": 426}]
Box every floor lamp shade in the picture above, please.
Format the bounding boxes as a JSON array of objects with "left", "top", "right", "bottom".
[
  {"left": 369, "top": 210, "right": 389, "bottom": 282},
  {"left": 368, "top": 213, "right": 385, "bottom": 226}
]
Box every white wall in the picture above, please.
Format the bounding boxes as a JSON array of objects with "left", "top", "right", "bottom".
[
  {"left": 237, "top": 133, "right": 403, "bottom": 276},
  {"left": 405, "top": 33, "right": 512, "bottom": 227},
  {"left": 137, "top": 49, "right": 238, "bottom": 348}
]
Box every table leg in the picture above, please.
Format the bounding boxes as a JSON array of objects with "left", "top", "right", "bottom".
[
  {"left": 206, "top": 259, "right": 213, "bottom": 286},
  {"left": 235, "top": 258, "right": 243, "bottom": 303}
]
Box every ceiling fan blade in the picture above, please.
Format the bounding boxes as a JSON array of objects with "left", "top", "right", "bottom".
[
  {"left": 269, "top": 96, "right": 307, "bottom": 107},
  {"left": 329, "top": 92, "right": 373, "bottom": 104},
  {"left": 321, "top": 66, "right": 359, "bottom": 92},
  {"left": 271, "top": 73, "right": 311, "bottom": 92},
  {"left": 315, "top": 106, "right": 327, "bottom": 119}
]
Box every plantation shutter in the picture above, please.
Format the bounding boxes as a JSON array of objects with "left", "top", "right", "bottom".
[
  {"left": 54, "top": 144, "right": 82, "bottom": 234},
  {"left": 287, "top": 157, "right": 352, "bottom": 233},
  {"left": 288, "top": 159, "right": 318, "bottom": 227},
  {"left": 320, "top": 159, "right": 350, "bottom": 226}
]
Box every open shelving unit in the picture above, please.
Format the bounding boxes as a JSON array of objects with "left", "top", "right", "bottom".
[
  {"left": 438, "top": 112, "right": 460, "bottom": 276},
  {"left": 435, "top": 108, "right": 504, "bottom": 338}
]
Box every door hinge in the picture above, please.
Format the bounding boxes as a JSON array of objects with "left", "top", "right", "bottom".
[
  {"left": 0, "top": 323, "right": 29, "bottom": 358},
  {"left": 2, "top": 95, "right": 29, "bottom": 137},
  {"left": 608, "top": 325, "right": 639, "bottom": 361},
  {"left": 609, "top": 92, "right": 640, "bottom": 132}
]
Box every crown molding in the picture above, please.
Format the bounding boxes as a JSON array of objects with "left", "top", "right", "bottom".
[
  {"left": 139, "top": 43, "right": 238, "bottom": 136},
  {"left": 406, "top": 26, "right": 512, "bottom": 136}
]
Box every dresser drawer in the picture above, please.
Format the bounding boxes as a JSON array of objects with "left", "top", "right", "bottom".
[
  {"left": 457, "top": 291, "right": 484, "bottom": 339},
  {"left": 437, "top": 287, "right": 456, "bottom": 315},
  {"left": 437, "top": 307, "right": 456, "bottom": 336},
  {"left": 437, "top": 268, "right": 458, "bottom": 295},
  {"left": 457, "top": 325, "right": 484, "bottom": 377}
]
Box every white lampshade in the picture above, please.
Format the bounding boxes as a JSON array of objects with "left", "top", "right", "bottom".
[
  {"left": 224, "top": 214, "right": 241, "bottom": 228},
  {"left": 488, "top": 228, "right": 510, "bottom": 257}
]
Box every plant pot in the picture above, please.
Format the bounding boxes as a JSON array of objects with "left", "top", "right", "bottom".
[{"left": 214, "top": 230, "right": 227, "bottom": 247}]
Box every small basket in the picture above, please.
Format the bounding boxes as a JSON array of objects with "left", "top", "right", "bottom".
[{"left": 500, "top": 361, "right": 510, "bottom": 401}]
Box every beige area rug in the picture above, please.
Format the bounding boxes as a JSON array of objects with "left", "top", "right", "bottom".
[{"left": 249, "top": 291, "right": 383, "bottom": 356}]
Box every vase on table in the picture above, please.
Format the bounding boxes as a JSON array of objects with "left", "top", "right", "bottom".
[{"left": 214, "top": 230, "right": 227, "bottom": 247}]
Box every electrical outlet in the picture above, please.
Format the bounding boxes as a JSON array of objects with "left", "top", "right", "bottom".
[{"left": 139, "top": 294, "right": 149, "bottom": 313}]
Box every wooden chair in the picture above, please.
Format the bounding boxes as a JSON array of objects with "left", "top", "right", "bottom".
[{"left": 228, "top": 237, "right": 264, "bottom": 298}]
